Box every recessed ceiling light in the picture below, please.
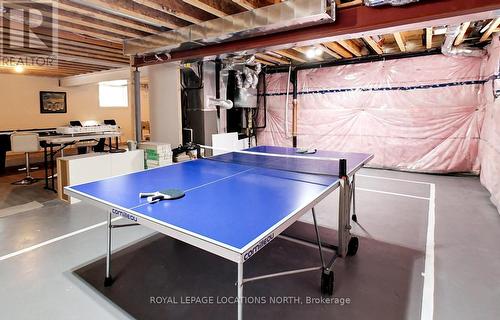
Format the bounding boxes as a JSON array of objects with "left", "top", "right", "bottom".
[
  {"left": 14, "top": 65, "right": 24, "bottom": 73},
  {"left": 306, "top": 49, "right": 316, "bottom": 59},
  {"left": 306, "top": 47, "right": 323, "bottom": 59}
]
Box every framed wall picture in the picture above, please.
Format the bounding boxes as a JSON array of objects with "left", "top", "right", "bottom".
[{"left": 40, "top": 91, "right": 67, "bottom": 114}]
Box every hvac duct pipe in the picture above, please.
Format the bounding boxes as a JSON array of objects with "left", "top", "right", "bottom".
[
  {"left": 133, "top": 68, "right": 142, "bottom": 143},
  {"left": 442, "top": 25, "right": 486, "bottom": 57}
]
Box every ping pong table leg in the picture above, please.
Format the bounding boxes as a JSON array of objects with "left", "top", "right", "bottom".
[
  {"left": 352, "top": 175, "right": 357, "bottom": 223},
  {"left": 237, "top": 262, "right": 244, "bottom": 320},
  {"left": 104, "top": 210, "right": 114, "bottom": 287}
]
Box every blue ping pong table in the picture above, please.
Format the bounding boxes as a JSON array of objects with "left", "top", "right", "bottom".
[{"left": 65, "top": 145, "right": 373, "bottom": 320}]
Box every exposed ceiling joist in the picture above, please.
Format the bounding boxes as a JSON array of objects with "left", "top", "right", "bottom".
[
  {"left": 2, "top": 29, "right": 124, "bottom": 55},
  {"left": 317, "top": 44, "right": 341, "bottom": 59},
  {"left": 4, "top": 40, "right": 128, "bottom": 63},
  {"left": 131, "top": 0, "right": 214, "bottom": 24},
  {"left": 231, "top": 0, "right": 256, "bottom": 10},
  {"left": 454, "top": 22, "right": 471, "bottom": 46},
  {"left": 52, "top": 0, "right": 161, "bottom": 34},
  {"left": 274, "top": 49, "right": 307, "bottom": 63},
  {"left": 255, "top": 58, "right": 276, "bottom": 66},
  {"left": 323, "top": 41, "right": 353, "bottom": 58},
  {"left": 3, "top": 19, "right": 123, "bottom": 49},
  {"left": 363, "top": 36, "right": 383, "bottom": 54},
  {"left": 25, "top": 3, "right": 147, "bottom": 39},
  {"left": 255, "top": 53, "right": 290, "bottom": 64},
  {"left": 338, "top": 39, "right": 362, "bottom": 56},
  {"left": 393, "top": 32, "right": 406, "bottom": 52},
  {"left": 4, "top": 47, "right": 128, "bottom": 66},
  {"left": 76, "top": 0, "right": 189, "bottom": 29},
  {"left": 182, "top": 0, "right": 244, "bottom": 17},
  {"left": 335, "top": 0, "right": 362, "bottom": 8},
  {"left": 480, "top": 17, "right": 500, "bottom": 42},
  {"left": 425, "top": 27, "right": 433, "bottom": 49}
]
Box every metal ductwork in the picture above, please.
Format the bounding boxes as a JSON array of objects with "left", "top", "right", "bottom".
[
  {"left": 363, "top": 0, "right": 419, "bottom": 7},
  {"left": 441, "top": 25, "right": 486, "bottom": 57},
  {"left": 124, "top": 0, "right": 336, "bottom": 56}
]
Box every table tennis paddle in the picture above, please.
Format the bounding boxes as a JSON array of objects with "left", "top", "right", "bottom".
[
  {"left": 139, "top": 189, "right": 185, "bottom": 204},
  {"left": 296, "top": 148, "right": 317, "bottom": 154}
]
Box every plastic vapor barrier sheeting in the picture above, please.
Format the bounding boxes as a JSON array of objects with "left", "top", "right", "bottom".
[
  {"left": 258, "top": 54, "right": 490, "bottom": 173},
  {"left": 479, "top": 36, "right": 500, "bottom": 213}
]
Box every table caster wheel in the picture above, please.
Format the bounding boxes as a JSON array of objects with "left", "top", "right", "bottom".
[
  {"left": 347, "top": 236, "right": 359, "bottom": 256},
  {"left": 104, "top": 276, "right": 114, "bottom": 287},
  {"left": 321, "top": 269, "right": 334, "bottom": 296}
]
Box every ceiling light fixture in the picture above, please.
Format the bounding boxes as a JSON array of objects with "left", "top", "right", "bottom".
[
  {"left": 306, "top": 47, "right": 323, "bottom": 59},
  {"left": 14, "top": 65, "right": 24, "bottom": 73}
]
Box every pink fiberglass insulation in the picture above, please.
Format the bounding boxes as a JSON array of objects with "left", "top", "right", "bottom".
[
  {"left": 257, "top": 54, "right": 486, "bottom": 173},
  {"left": 479, "top": 36, "right": 500, "bottom": 213}
]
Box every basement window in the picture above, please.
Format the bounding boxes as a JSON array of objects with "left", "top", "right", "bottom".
[{"left": 99, "top": 80, "right": 129, "bottom": 107}]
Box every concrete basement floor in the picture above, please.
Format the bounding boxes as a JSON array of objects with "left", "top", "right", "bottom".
[{"left": 0, "top": 167, "right": 499, "bottom": 320}]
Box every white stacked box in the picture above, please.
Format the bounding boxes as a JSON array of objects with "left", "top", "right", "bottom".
[{"left": 138, "top": 142, "right": 173, "bottom": 169}]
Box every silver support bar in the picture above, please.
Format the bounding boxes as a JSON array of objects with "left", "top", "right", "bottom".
[
  {"left": 352, "top": 175, "right": 357, "bottom": 222},
  {"left": 105, "top": 210, "right": 113, "bottom": 286},
  {"left": 133, "top": 69, "right": 142, "bottom": 143},
  {"left": 111, "top": 223, "right": 140, "bottom": 228},
  {"left": 237, "top": 262, "right": 244, "bottom": 320},
  {"left": 311, "top": 207, "right": 325, "bottom": 268},
  {"left": 242, "top": 266, "right": 322, "bottom": 284},
  {"left": 337, "top": 176, "right": 353, "bottom": 258}
]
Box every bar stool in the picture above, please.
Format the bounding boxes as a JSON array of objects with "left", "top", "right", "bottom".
[{"left": 10, "top": 132, "right": 40, "bottom": 185}]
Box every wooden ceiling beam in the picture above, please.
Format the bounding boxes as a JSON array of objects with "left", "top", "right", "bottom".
[
  {"left": 5, "top": 40, "right": 128, "bottom": 63},
  {"left": 480, "top": 17, "right": 500, "bottom": 42},
  {"left": 362, "top": 36, "right": 383, "bottom": 54},
  {"left": 132, "top": 0, "right": 216, "bottom": 24},
  {"left": 454, "top": 22, "right": 471, "bottom": 46},
  {"left": 337, "top": 39, "right": 362, "bottom": 57},
  {"left": 14, "top": 17, "right": 124, "bottom": 43},
  {"left": 1, "top": 50, "right": 127, "bottom": 68},
  {"left": 4, "top": 46, "right": 128, "bottom": 64},
  {"left": 2, "top": 29, "right": 125, "bottom": 55},
  {"left": 274, "top": 49, "right": 307, "bottom": 63},
  {"left": 393, "top": 32, "right": 406, "bottom": 52},
  {"left": 231, "top": 0, "right": 276, "bottom": 10},
  {"left": 183, "top": 0, "right": 245, "bottom": 17},
  {"left": 335, "top": 0, "right": 363, "bottom": 8},
  {"left": 0, "top": 65, "right": 87, "bottom": 73},
  {"left": 79, "top": 0, "right": 189, "bottom": 29},
  {"left": 425, "top": 27, "right": 433, "bottom": 49},
  {"left": 323, "top": 41, "right": 353, "bottom": 58},
  {"left": 25, "top": 3, "right": 148, "bottom": 39},
  {"left": 3, "top": 19, "right": 122, "bottom": 49},
  {"left": 232, "top": 0, "right": 256, "bottom": 10},
  {"left": 318, "top": 44, "right": 341, "bottom": 59},
  {"left": 255, "top": 53, "right": 289, "bottom": 64},
  {"left": 11, "top": 11, "right": 129, "bottom": 43},
  {"left": 52, "top": 0, "right": 161, "bottom": 34},
  {"left": 0, "top": 69, "right": 77, "bottom": 77},
  {"left": 255, "top": 58, "right": 276, "bottom": 66}
]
